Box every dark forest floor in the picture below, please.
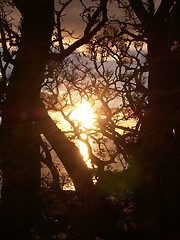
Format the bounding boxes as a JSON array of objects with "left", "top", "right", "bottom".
[
  {"left": 34, "top": 189, "right": 135, "bottom": 240},
  {"left": 1, "top": 189, "right": 180, "bottom": 240}
]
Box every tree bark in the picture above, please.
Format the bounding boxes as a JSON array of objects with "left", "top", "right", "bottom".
[
  {"left": 36, "top": 103, "right": 96, "bottom": 202},
  {"left": 135, "top": 2, "right": 180, "bottom": 239},
  {"left": 0, "top": 0, "right": 54, "bottom": 235},
  {"left": 35, "top": 105, "right": 107, "bottom": 239}
]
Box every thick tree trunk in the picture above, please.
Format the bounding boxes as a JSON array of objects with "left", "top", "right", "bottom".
[
  {"left": 0, "top": 0, "right": 54, "bottom": 236},
  {"left": 36, "top": 103, "right": 96, "bottom": 202},
  {"left": 36, "top": 105, "right": 107, "bottom": 239},
  {"left": 135, "top": 4, "right": 180, "bottom": 239}
]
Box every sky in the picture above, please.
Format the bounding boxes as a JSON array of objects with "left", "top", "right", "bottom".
[
  {"left": 7, "top": 0, "right": 162, "bottom": 42},
  {"left": 8, "top": 0, "right": 121, "bottom": 38},
  {"left": 57, "top": 0, "right": 161, "bottom": 36}
]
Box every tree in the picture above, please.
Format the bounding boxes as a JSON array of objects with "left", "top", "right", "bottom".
[
  {"left": 114, "top": 1, "right": 180, "bottom": 238},
  {"left": 1, "top": 0, "right": 179, "bottom": 239},
  {"left": 40, "top": 28, "right": 147, "bottom": 235},
  {"left": 1, "top": 1, "right": 55, "bottom": 236},
  {"left": 0, "top": 0, "right": 108, "bottom": 238},
  {"left": 44, "top": 1, "right": 180, "bottom": 238}
]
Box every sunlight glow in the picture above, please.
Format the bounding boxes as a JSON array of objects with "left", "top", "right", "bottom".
[
  {"left": 69, "top": 100, "right": 96, "bottom": 169},
  {"left": 78, "top": 140, "right": 92, "bottom": 168},
  {"left": 80, "top": 133, "right": 87, "bottom": 140},
  {"left": 69, "top": 101, "right": 96, "bottom": 129},
  {"left": 78, "top": 141, "right": 88, "bottom": 161}
]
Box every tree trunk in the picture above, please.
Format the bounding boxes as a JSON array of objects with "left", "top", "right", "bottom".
[
  {"left": 40, "top": 136, "right": 63, "bottom": 198},
  {"left": 135, "top": 4, "right": 180, "bottom": 239},
  {"left": 36, "top": 104, "right": 107, "bottom": 239},
  {"left": 36, "top": 103, "right": 96, "bottom": 202},
  {"left": 0, "top": 0, "right": 54, "bottom": 236}
]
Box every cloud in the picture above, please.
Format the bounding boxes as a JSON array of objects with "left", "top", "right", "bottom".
[{"left": 56, "top": 0, "right": 92, "bottom": 37}]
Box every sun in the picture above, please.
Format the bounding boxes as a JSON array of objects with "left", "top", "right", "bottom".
[
  {"left": 69, "top": 100, "right": 96, "bottom": 168},
  {"left": 69, "top": 100, "right": 96, "bottom": 129}
]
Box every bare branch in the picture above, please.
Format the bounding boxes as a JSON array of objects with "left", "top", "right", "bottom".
[{"left": 51, "top": 0, "right": 108, "bottom": 62}]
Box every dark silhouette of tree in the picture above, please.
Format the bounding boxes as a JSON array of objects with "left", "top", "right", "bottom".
[
  {"left": 0, "top": 0, "right": 108, "bottom": 238},
  {"left": 1, "top": 1, "right": 55, "bottom": 236},
  {"left": 1, "top": 0, "right": 180, "bottom": 239},
  {"left": 113, "top": 1, "right": 180, "bottom": 239}
]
